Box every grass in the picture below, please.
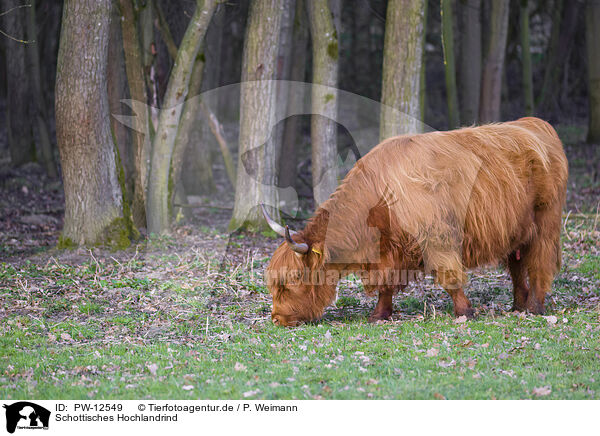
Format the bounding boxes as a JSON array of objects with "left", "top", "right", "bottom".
[{"left": 0, "top": 215, "right": 599, "bottom": 400}]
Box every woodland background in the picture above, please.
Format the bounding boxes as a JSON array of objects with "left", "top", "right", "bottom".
[
  {"left": 0, "top": 0, "right": 598, "bottom": 247},
  {"left": 0, "top": 0, "right": 599, "bottom": 400}
]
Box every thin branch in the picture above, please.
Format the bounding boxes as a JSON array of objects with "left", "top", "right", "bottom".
[
  {"left": 199, "top": 100, "right": 237, "bottom": 186},
  {"left": 0, "top": 3, "right": 34, "bottom": 43},
  {"left": 0, "top": 3, "right": 30, "bottom": 18},
  {"left": 152, "top": 0, "right": 178, "bottom": 60}
]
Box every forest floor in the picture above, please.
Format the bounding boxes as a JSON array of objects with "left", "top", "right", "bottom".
[{"left": 0, "top": 134, "right": 599, "bottom": 399}]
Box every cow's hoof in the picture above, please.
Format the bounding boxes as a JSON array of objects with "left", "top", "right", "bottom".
[
  {"left": 368, "top": 310, "right": 392, "bottom": 323},
  {"left": 525, "top": 303, "right": 545, "bottom": 315},
  {"left": 454, "top": 307, "right": 476, "bottom": 319}
]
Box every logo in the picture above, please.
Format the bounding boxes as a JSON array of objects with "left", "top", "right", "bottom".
[{"left": 3, "top": 402, "right": 50, "bottom": 434}]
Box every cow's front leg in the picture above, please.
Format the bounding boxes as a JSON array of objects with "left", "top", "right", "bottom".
[
  {"left": 437, "top": 267, "right": 475, "bottom": 318},
  {"left": 368, "top": 287, "right": 395, "bottom": 322},
  {"left": 446, "top": 287, "right": 476, "bottom": 318}
]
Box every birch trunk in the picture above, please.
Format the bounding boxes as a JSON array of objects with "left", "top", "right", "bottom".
[
  {"left": 307, "top": 0, "right": 340, "bottom": 206},
  {"left": 380, "top": 0, "right": 426, "bottom": 139},
  {"left": 230, "top": 0, "right": 284, "bottom": 231}
]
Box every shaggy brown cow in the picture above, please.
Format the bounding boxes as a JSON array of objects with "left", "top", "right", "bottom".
[{"left": 263, "top": 117, "right": 568, "bottom": 326}]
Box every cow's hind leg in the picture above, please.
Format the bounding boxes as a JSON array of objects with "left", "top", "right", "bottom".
[
  {"left": 368, "top": 287, "right": 395, "bottom": 322},
  {"left": 525, "top": 207, "right": 562, "bottom": 314},
  {"left": 507, "top": 248, "right": 530, "bottom": 311}
]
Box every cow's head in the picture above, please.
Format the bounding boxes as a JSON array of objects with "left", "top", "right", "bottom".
[{"left": 262, "top": 206, "right": 338, "bottom": 326}]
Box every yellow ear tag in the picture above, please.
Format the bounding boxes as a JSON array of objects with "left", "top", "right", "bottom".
[{"left": 311, "top": 247, "right": 322, "bottom": 255}]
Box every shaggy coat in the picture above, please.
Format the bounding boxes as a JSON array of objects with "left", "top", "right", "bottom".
[{"left": 266, "top": 117, "right": 568, "bottom": 326}]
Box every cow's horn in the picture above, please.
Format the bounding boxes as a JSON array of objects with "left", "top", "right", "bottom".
[
  {"left": 285, "top": 225, "right": 308, "bottom": 254},
  {"left": 260, "top": 204, "right": 286, "bottom": 237}
]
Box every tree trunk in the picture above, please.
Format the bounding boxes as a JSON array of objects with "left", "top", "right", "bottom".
[
  {"left": 307, "top": 0, "right": 339, "bottom": 206},
  {"left": 380, "top": 0, "right": 426, "bottom": 139},
  {"left": 55, "top": 0, "right": 132, "bottom": 248},
  {"left": 457, "top": 0, "right": 481, "bottom": 125},
  {"left": 230, "top": 0, "right": 284, "bottom": 231},
  {"left": 279, "top": 0, "right": 308, "bottom": 189},
  {"left": 39, "top": 0, "right": 62, "bottom": 113},
  {"left": 172, "top": 50, "right": 213, "bottom": 207},
  {"left": 273, "top": 0, "right": 295, "bottom": 181},
  {"left": 420, "top": 0, "right": 428, "bottom": 123},
  {"left": 108, "top": 1, "right": 132, "bottom": 197},
  {"left": 139, "top": 1, "right": 159, "bottom": 129},
  {"left": 183, "top": 5, "right": 224, "bottom": 196},
  {"left": 26, "top": 0, "right": 58, "bottom": 178},
  {"left": 3, "top": 0, "right": 35, "bottom": 166},
  {"left": 119, "top": 0, "right": 151, "bottom": 230},
  {"left": 586, "top": 0, "right": 600, "bottom": 143},
  {"left": 537, "top": 0, "right": 582, "bottom": 115},
  {"left": 146, "top": 0, "right": 216, "bottom": 235},
  {"left": 479, "top": 0, "right": 509, "bottom": 123},
  {"left": 441, "top": 0, "right": 459, "bottom": 129},
  {"left": 520, "top": 0, "right": 534, "bottom": 117}
]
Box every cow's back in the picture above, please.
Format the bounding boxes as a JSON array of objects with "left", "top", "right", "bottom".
[{"left": 359, "top": 118, "right": 567, "bottom": 269}]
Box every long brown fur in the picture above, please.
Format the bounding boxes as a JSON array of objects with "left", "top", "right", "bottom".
[{"left": 266, "top": 117, "right": 568, "bottom": 326}]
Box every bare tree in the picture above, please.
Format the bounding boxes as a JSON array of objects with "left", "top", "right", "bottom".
[
  {"left": 479, "top": 0, "right": 509, "bottom": 123},
  {"left": 55, "top": 0, "right": 133, "bottom": 247},
  {"left": 307, "top": 0, "right": 340, "bottom": 205},
  {"left": 380, "top": 0, "right": 426, "bottom": 138},
  {"left": 230, "top": 0, "right": 284, "bottom": 231}
]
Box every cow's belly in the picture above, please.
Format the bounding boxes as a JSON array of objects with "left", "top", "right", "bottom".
[{"left": 461, "top": 194, "right": 535, "bottom": 269}]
